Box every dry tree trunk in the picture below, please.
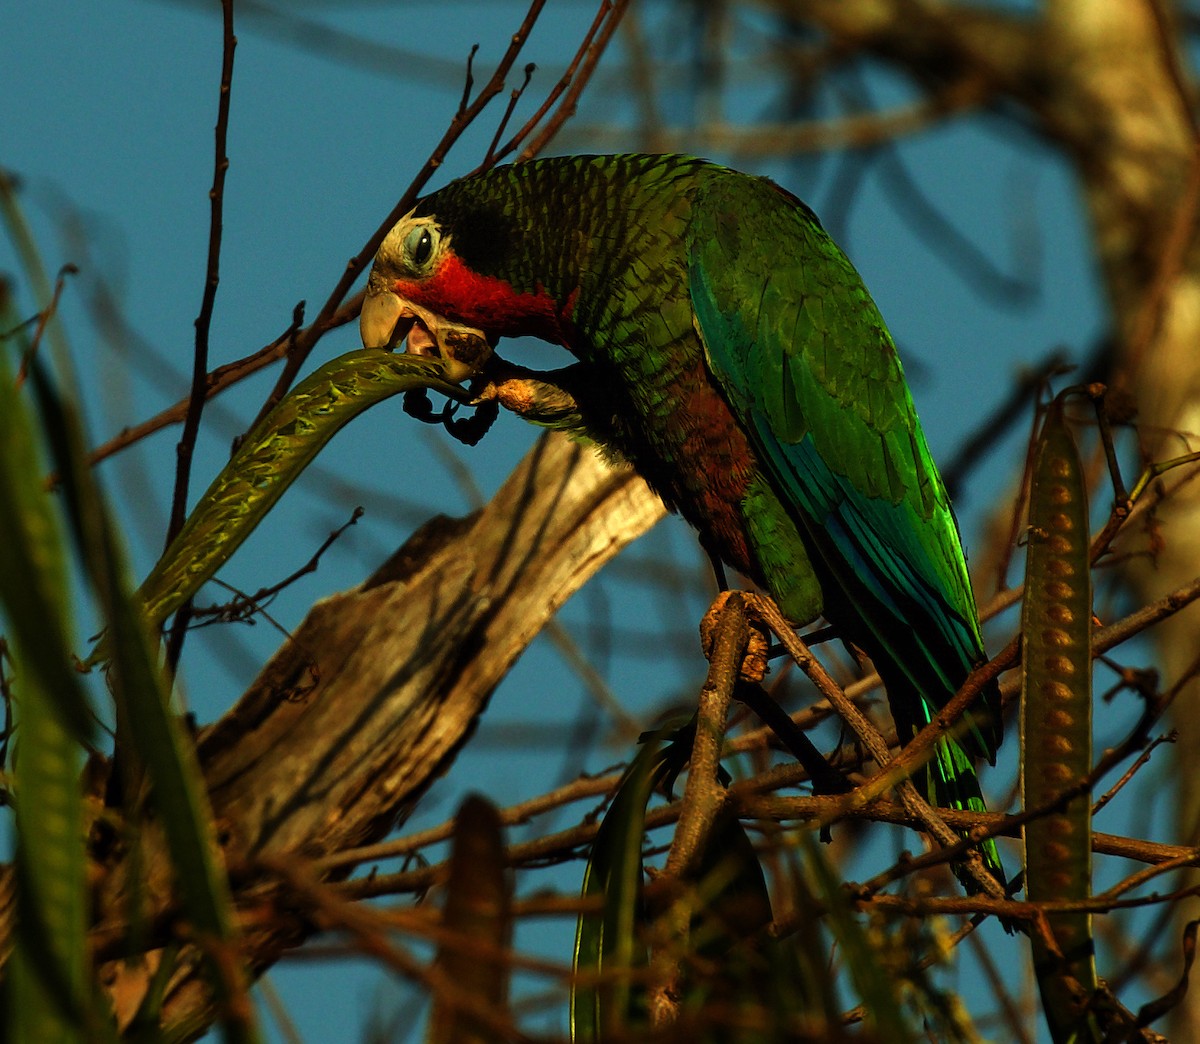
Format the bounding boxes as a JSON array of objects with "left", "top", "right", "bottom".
[{"left": 0, "top": 433, "right": 663, "bottom": 1037}]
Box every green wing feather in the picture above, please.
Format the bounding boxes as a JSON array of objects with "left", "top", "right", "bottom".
[{"left": 686, "top": 169, "right": 1001, "bottom": 865}]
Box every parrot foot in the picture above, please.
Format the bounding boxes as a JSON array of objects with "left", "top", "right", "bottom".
[
  {"left": 402, "top": 387, "right": 499, "bottom": 446},
  {"left": 699, "top": 590, "right": 770, "bottom": 684},
  {"left": 471, "top": 357, "right": 590, "bottom": 435}
]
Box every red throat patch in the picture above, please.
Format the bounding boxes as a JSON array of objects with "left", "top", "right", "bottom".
[{"left": 393, "top": 253, "right": 578, "bottom": 348}]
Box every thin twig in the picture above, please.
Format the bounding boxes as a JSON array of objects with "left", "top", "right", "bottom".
[
  {"left": 518, "top": 0, "right": 633, "bottom": 161},
  {"left": 313, "top": 768, "right": 625, "bottom": 873},
  {"left": 873, "top": 566, "right": 1200, "bottom": 818},
  {"left": 747, "top": 594, "right": 1006, "bottom": 900},
  {"left": 1094, "top": 572, "right": 1200, "bottom": 655},
  {"left": 458, "top": 44, "right": 480, "bottom": 115},
  {"left": 13, "top": 263, "right": 77, "bottom": 387},
  {"left": 483, "top": 63, "right": 537, "bottom": 168},
  {"left": 163, "top": 0, "right": 237, "bottom": 671},
  {"left": 1092, "top": 733, "right": 1175, "bottom": 816},
  {"left": 83, "top": 3, "right": 549, "bottom": 477},
  {"left": 80, "top": 0, "right": 637, "bottom": 482},
  {"left": 191, "top": 507, "right": 365, "bottom": 623},
  {"left": 491, "top": 0, "right": 615, "bottom": 165},
  {"left": 88, "top": 791, "right": 1200, "bottom": 973},
  {"left": 262, "top": 857, "right": 532, "bottom": 1043},
  {"left": 79, "top": 296, "right": 358, "bottom": 475},
  {"left": 329, "top": 790, "right": 1200, "bottom": 911}
]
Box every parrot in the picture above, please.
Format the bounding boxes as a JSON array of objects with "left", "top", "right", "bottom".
[{"left": 360, "top": 153, "right": 1004, "bottom": 882}]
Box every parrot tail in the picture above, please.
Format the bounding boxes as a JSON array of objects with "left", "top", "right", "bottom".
[{"left": 881, "top": 663, "right": 1007, "bottom": 892}]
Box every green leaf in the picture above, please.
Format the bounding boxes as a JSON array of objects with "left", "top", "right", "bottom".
[
  {"left": 0, "top": 328, "right": 93, "bottom": 745},
  {"left": 5, "top": 661, "right": 92, "bottom": 1044},
  {"left": 686, "top": 807, "right": 773, "bottom": 958},
  {"left": 571, "top": 728, "right": 677, "bottom": 1041},
  {"left": 0, "top": 286, "right": 106, "bottom": 1041},
  {"left": 676, "top": 809, "right": 779, "bottom": 1042},
  {"left": 1021, "top": 396, "right": 1099, "bottom": 1042},
  {"left": 27, "top": 349, "right": 260, "bottom": 1043}
]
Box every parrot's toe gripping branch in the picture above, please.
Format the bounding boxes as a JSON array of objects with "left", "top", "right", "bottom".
[
  {"left": 402, "top": 387, "right": 499, "bottom": 447},
  {"left": 700, "top": 590, "right": 770, "bottom": 685},
  {"left": 401, "top": 354, "right": 589, "bottom": 446}
]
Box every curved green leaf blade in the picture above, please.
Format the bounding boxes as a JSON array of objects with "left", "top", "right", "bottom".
[
  {"left": 571, "top": 730, "right": 675, "bottom": 1041},
  {"left": 678, "top": 808, "right": 777, "bottom": 1042},
  {"left": 30, "top": 349, "right": 260, "bottom": 1042},
  {"left": 0, "top": 286, "right": 98, "bottom": 1043},
  {"left": 0, "top": 311, "right": 93, "bottom": 744},
  {"left": 1021, "top": 397, "right": 1098, "bottom": 1042}
]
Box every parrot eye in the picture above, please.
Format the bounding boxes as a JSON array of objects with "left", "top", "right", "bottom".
[{"left": 403, "top": 224, "right": 438, "bottom": 271}]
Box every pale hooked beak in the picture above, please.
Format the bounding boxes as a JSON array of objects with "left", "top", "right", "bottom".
[
  {"left": 360, "top": 287, "right": 412, "bottom": 351},
  {"left": 360, "top": 288, "right": 493, "bottom": 384}
]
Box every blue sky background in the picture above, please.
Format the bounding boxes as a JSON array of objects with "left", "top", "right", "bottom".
[{"left": 4, "top": 2, "right": 1162, "bottom": 1039}]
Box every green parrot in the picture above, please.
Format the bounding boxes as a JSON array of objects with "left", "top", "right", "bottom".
[{"left": 360, "top": 153, "right": 1003, "bottom": 879}]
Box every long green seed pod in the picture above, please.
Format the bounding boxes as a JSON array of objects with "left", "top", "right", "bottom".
[
  {"left": 89, "top": 351, "right": 468, "bottom": 664},
  {"left": 1021, "top": 397, "right": 1098, "bottom": 1042}
]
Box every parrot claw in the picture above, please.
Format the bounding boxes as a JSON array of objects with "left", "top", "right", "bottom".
[{"left": 700, "top": 591, "right": 771, "bottom": 684}]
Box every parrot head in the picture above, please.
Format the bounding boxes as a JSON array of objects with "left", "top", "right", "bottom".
[
  {"left": 361, "top": 178, "right": 583, "bottom": 381},
  {"left": 360, "top": 211, "right": 497, "bottom": 383}
]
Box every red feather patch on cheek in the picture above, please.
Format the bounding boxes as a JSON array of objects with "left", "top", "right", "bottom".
[{"left": 394, "top": 253, "right": 578, "bottom": 348}]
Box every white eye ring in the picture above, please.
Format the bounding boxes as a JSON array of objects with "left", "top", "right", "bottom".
[{"left": 404, "top": 224, "right": 439, "bottom": 270}]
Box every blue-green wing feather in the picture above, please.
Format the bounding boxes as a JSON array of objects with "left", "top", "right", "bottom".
[{"left": 686, "top": 170, "right": 1000, "bottom": 827}]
